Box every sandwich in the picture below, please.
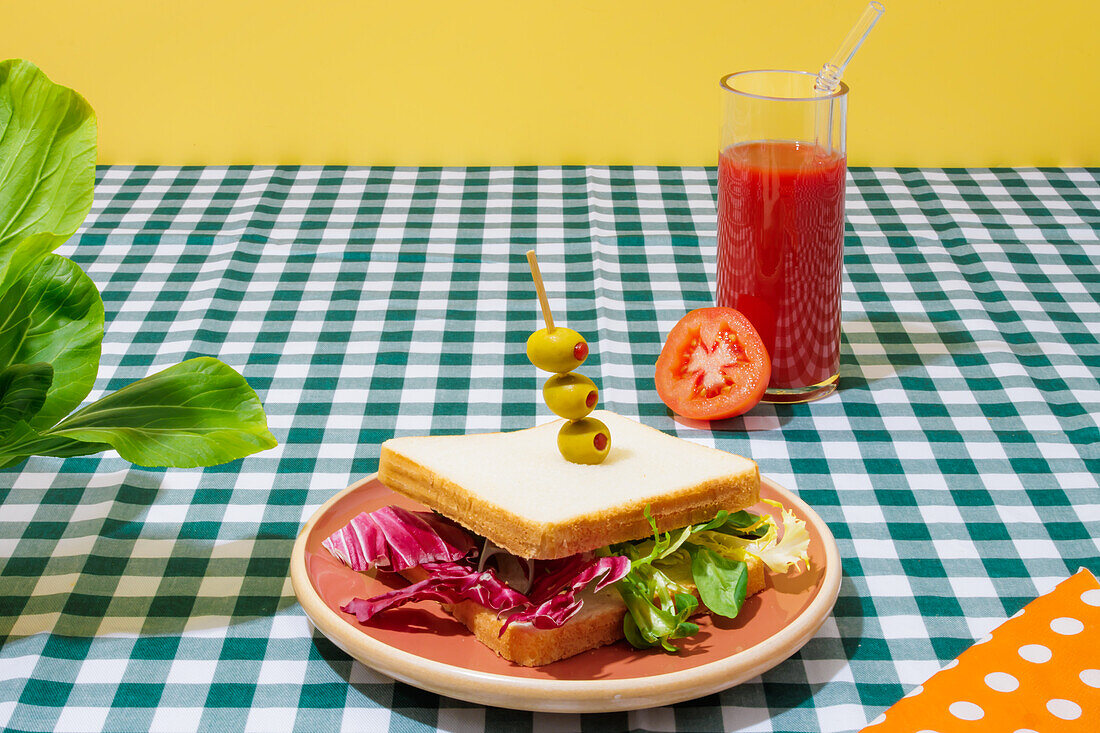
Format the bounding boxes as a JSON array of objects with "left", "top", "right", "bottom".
[{"left": 321, "top": 410, "right": 810, "bottom": 666}]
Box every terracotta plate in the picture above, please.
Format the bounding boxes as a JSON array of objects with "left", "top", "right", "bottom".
[{"left": 290, "top": 474, "right": 841, "bottom": 712}]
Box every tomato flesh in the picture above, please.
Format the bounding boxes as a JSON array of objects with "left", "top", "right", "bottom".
[{"left": 655, "top": 307, "right": 771, "bottom": 420}]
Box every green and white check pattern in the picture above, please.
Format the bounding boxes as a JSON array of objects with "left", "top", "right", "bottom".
[{"left": 1, "top": 165, "right": 1097, "bottom": 732}]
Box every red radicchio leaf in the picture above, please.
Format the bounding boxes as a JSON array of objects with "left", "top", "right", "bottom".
[
  {"left": 498, "top": 555, "right": 631, "bottom": 634},
  {"left": 326, "top": 505, "right": 633, "bottom": 634},
  {"left": 340, "top": 560, "right": 527, "bottom": 622},
  {"left": 322, "top": 506, "right": 477, "bottom": 572}
]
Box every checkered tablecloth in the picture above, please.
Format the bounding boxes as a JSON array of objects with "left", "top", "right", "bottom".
[{"left": 1, "top": 165, "right": 1098, "bottom": 733}]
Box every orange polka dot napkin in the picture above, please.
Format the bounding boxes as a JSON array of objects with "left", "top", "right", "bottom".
[{"left": 862, "top": 568, "right": 1100, "bottom": 732}]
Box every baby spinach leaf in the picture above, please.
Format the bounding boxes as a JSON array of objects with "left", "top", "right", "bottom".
[
  {"left": 0, "top": 234, "right": 103, "bottom": 429},
  {"left": 0, "top": 362, "right": 52, "bottom": 439},
  {"left": 725, "top": 510, "right": 765, "bottom": 529},
  {"left": 707, "top": 510, "right": 770, "bottom": 539},
  {"left": 45, "top": 357, "right": 278, "bottom": 468},
  {"left": 690, "top": 547, "right": 748, "bottom": 619},
  {"left": 0, "top": 59, "right": 96, "bottom": 253}
]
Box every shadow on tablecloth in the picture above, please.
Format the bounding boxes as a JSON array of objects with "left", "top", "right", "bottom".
[
  {"left": 309, "top": 571, "right": 867, "bottom": 732},
  {"left": 0, "top": 463, "right": 298, "bottom": 641}
]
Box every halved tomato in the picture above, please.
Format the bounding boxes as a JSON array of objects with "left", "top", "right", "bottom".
[{"left": 654, "top": 307, "right": 771, "bottom": 420}]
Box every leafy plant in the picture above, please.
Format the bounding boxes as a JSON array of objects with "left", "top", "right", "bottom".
[
  {"left": 0, "top": 59, "right": 276, "bottom": 470},
  {"left": 611, "top": 503, "right": 810, "bottom": 651}
]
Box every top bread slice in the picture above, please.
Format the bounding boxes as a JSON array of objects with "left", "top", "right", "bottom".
[{"left": 377, "top": 410, "right": 759, "bottom": 559}]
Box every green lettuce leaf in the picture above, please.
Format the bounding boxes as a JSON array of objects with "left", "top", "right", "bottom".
[
  {"left": 676, "top": 506, "right": 810, "bottom": 575},
  {"left": 690, "top": 547, "right": 748, "bottom": 618},
  {"left": 0, "top": 234, "right": 104, "bottom": 429},
  {"left": 708, "top": 509, "right": 770, "bottom": 539},
  {"left": 735, "top": 499, "right": 812, "bottom": 573},
  {"left": 616, "top": 564, "right": 699, "bottom": 652},
  {"left": 611, "top": 502, "right": 811, "bottom": 652},
  {"left": 0, "top": 419, "right": 110, "bottom": 469},
  {"left": 0, "top": 59, "right": 96, "bottom": 253},
  {"left": 0, "top": 362, "right": 53, "bottom": 439},
  {"left": 0, "top": 60, "right": 277, "bottom": 471},
  {"left": 612, "top": 507, "right": 739, "bottom": 651},
  {"left": 43, "top": 357, "right": 278, "bottom": 468}
]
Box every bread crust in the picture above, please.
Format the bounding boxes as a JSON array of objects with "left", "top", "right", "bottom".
[{"left": 400, "top": 555, "right": 765, "bottom": 667}]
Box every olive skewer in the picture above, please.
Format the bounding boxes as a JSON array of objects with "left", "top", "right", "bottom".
[{"left": 525, "top": 250, "right": 610, "bottom": 465}]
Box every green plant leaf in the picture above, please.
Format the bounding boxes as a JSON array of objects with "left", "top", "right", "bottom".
[
  {"left": 0, "top": 59, "right": 97, "bottom": 254},
  {"left": 45, "top": 357, "right": 278, "bottom": 468},
  {"left": 615, "top": 572, "right": 680, "bottom": 648},
  {"left": 708, "top": 510, "right": 770, "bottom": 539},
  {"left": 621, "top": 611, "right": 650, "bottom": 649},
  {"left": 0, "top": 419, "right": 110, "bottom": 470},
  {"left": 690, "top": 547, "right": 748, "bottom": 619},
  {"left": 0, "top": 234, "right": 104, "bottom": 429},
  {"left": 0, "top": 362, "right": 53, "bottom": 438},
  {"left": 0, "top": 230, "right": 61, "bottom": 289},
  {"left": 0, "top": 60, "right": 276, "bottom": 473}
]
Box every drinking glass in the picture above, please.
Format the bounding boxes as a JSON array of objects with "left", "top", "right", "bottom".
[{"left": 717, "top": 69, "right": 848, "bottom": 403}]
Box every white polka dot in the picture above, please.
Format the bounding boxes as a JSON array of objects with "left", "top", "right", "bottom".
[
  {"left": 904, "top": 684, "right": 924, "bottom": 698},
  {"left": 1050, "top": 616, "right": 1084, "bottom": 635},
  {"left": 1081, "top": 669, "right": 1100, "bottom": 688},
  {"left": 1010, "top": 607, "right": 1026, "bottom": 619},
  {"left": 1047, "top": 698, "right": 1081, "bottom": 720},
  {"left": 1013, "top": 729, "right": 1039, "bottom": 733},
  {"left": 1080, "top": 588, "right": 1100, "bottom": 606},
  {"left": 867, "top": 713, "right": 886, "bottom": 726},
  {"left": 1018, "top": 643, "right": 1052, "bottom": 663},
  {"left": 985, "top": 672, "right": 1019, "bottom": 692},
  {"left": 916, "top": 730, "right": 941, "bottom": 733},
  {"left": 949, "top": 701, "right": 985, "bottom": 721},
  {"left": 943, "top": 658, "right": 960, "bottom": 670},
  {"left": 974, "top": 633, "right": 994, "bottom": 645}
]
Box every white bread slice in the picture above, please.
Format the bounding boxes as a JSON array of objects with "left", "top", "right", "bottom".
[
  {"left": 378, "top": 410, "right": 759, "bottom": 559},
  {"left": 400, "top": 554, "right": 766, "bottom": 666}
]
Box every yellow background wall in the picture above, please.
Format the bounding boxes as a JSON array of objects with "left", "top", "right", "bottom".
[{"left": 3, "top": 1, "right": 1098, "bottom": 166}]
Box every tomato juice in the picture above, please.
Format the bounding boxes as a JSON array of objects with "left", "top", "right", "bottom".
[{"left": 716, "top": 140, "right": 846, "bottom": 394}]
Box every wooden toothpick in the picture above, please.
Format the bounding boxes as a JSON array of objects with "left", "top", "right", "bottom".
[{"left": 526, "top": 249, "right": 555, "bottom": 332}]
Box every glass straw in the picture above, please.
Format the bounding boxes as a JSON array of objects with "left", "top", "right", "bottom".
[
  {"left": 815, "top": 2, "right": 886, "bottom": 94},
  {"left": 813, "top": 1, "right": 884, "bottom": 152}
]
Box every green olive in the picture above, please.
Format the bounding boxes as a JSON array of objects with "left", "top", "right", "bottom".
[
  {"left": 526, "top": 327, "right": 588, "bottom": 373},
  {"left": 543, "top": 373, "right": 599, "bottom": 420},
  {"left": 557, "top": 417, "right": 611, "bottom": 465}
]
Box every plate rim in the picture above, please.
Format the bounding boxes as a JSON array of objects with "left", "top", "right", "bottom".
[{"left": 290, "top": 473, "right": 842, "bottom": 712}]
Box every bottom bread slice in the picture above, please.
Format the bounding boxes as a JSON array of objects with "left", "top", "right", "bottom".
[{"left": 399, "top": 556, "right": 765, "bottom": 667}]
